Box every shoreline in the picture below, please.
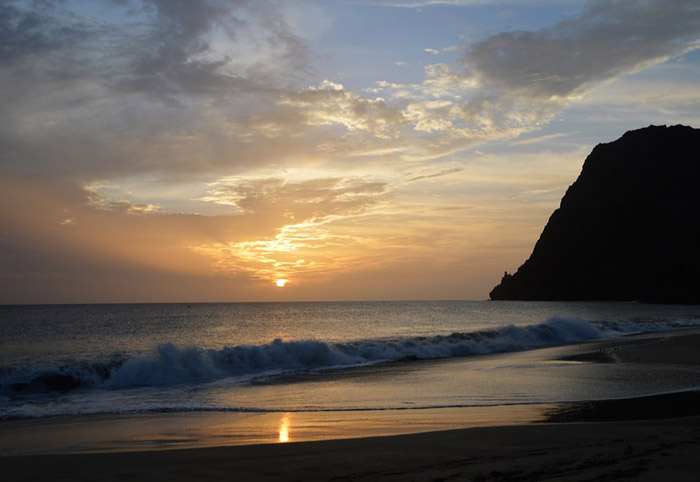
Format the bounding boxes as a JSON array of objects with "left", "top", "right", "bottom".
[
  {"left": 2, "top": 328, "right": 700, "bottom": 480},
  {"left": 0, "top": 403, "right": 557, "bottom": 456},
  {"left": 2, "top": 328, "right": 698, "bottom": 456},
  {"left": 2, "top": 412, "right": 700, "bottom": 481}
]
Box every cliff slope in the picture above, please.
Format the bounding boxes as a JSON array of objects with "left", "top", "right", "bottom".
[{"left": 490, "top": 125, "right": 700, "bottom": 303}]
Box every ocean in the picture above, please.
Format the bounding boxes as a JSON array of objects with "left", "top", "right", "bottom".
[{"left": 2, "top": 300, "right": 700, "bottom": 425}]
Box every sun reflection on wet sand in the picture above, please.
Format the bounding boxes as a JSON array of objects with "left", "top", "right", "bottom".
[{"left": 279, "top": 413, "right": 291, "bottom": 443}]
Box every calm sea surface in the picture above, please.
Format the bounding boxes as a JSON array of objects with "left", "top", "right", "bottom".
[{"left": 1, "top": 300, "right": 699, "bottom": 420}]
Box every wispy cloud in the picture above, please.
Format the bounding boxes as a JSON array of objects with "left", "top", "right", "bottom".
[
  {"left": 509, "top": 133, "right": 569, "bottom": 146},
  {"left": 407, "top": 168, "right": 463, "bottom": 182}
]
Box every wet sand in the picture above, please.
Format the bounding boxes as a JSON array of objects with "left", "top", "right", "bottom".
[
  {"left": 2, "top": 329, "right": 700, "bottom": 481},
  {"left": 2, "top": 413, "right": 700, "bottom": 481}
]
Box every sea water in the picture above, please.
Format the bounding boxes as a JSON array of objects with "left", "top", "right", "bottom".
[{"left": 1, "top": 300, "right": 700, "bottom": 421}]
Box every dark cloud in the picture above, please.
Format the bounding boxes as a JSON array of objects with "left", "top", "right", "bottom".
[
  {"left": 113, "top": 0, "right": 312, "bottom": 98},
  {"left": 0, "top": 0, "right": 315, "bottom": 181},
  {"left": 0, "top": 0, "right": 309, "bottom": 96},
  {"left": 0, "top": 3, "right": 94, "bottom": 63},
  {"left": 462, "top": 0, "right": 700, "bottom": 100},
  {"left": 121, "top": 0, "right": 244, "bottom": 97}
]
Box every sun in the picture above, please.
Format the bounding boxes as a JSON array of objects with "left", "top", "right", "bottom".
[{"left": 276, "top": 279, "right": 288, "bottom": 287}]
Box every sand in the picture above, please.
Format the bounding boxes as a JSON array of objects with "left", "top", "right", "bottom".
[
  {"left": 2, "top": 415, "right": 700, "bottom": 481},
  {"left": 2, "top": 329, "right": 700, "bottom": 481}
]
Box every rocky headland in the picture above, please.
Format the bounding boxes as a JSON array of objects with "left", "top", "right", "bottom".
[{"left": 490, "top": 125, "right": 700, "bottom": 303}]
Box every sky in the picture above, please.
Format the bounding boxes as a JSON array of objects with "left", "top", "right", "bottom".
[{"left": 2, "top": 0, "right": 700, "bottom": 304}]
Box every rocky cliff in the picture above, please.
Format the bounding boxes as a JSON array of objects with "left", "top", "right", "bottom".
[{"left": 489, "top": 125, "right": 700, "bottom": 303}]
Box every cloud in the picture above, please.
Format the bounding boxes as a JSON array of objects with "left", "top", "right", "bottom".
[
  {"left": 6, "top": 0, "right": 698, "bottom": 188},
  {"left": 190, "top": 175, "right": 390, "bottom": 282},
  {"left": 337, "top": 0, "right": 700, "bottom": 157},
  {"left": 118, "top": 0, "right": 311, "bottom": 98},
  {"left": 349, "top": 0, "right": 582, "bottom": 7},
  {"left": 0, "top": 3, "right": 93, "bottom": 63},
  {"left": 278, "top": 80, "right": 410, "bottom": 139},
  {"left": 461, "top": 0, "right": 700, "bottom": 101},
  {"left": 509, "top": 132, "right": 569, "bottom": 146},
  {"left": 0, "top": 0, "right": 314, "bottom": 182},
  {"left": 3, "top": 0, "right": 700, "bottom": 302},
  {"left": 247, "top": 1, "right": 700, "bottom": 174},
  {"left": 200, "top": 175, "right": 388, "bottom": 219},
  {"left": 407, "top": 168, "right": 463, "bottom": 182},
  {"left": 0, "top": 172, "right": 388, "bottom": 299}
]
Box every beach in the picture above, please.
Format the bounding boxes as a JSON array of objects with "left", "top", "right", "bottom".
[
  {"left": 4, "top": 1, "right": 700, "bottom": 480},
  {"left": 2, "top": 327, "right": 700, "bottom": 481},
  {"left": 2, "top": 415, "right": 700, "bottom": 481}
]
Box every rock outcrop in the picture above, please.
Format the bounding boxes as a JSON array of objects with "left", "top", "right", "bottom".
[{"left": 490, "top": 125, "right": 700, "bottom": 303}]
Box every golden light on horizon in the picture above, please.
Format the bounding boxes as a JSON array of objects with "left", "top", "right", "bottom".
[{"left": 276, "top": 279, "right": 288, "bottom": 287}]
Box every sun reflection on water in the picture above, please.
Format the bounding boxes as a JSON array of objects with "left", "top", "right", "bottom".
[{"left": 279, "top": 414, "right": 291, "bottom": 443}]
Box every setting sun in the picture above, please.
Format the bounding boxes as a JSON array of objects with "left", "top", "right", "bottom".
[{"left": 276, "top": 279, "right": 288, "bottom": 287}]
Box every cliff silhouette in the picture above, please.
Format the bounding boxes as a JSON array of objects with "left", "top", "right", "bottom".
[{"left": 490, "top": 125, "right": 700, "bottom": 304}]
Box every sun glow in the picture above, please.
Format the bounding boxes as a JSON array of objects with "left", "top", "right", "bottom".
[{"left": 276, "top": 279, "right": 288, "bottom": 287}]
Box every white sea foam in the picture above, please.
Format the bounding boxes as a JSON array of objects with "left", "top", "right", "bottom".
[
  {"left": 2, "top": 315, "right": 699, "bottom": 420},
  {"left": 102, "top": 317, "right": 604, "bottom": 388},
  {"left": 1, "top": 316, "right": 669, "bottom": 397}
]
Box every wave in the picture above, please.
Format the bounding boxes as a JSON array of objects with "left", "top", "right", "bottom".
[{"left": 0, "top": 317, "right": 685, "bottom": 396}]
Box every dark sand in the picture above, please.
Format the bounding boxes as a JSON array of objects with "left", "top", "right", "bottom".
[
  {"left": 2, "top": 414, "right": 700, "bottom": 481},
  {"left": 2, "top": 330, "right": 700, "bottom": 481}
]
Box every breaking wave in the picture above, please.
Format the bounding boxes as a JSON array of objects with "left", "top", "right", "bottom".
[{"left": 0, "top": 317, "right": 683, "bottom": 396}]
